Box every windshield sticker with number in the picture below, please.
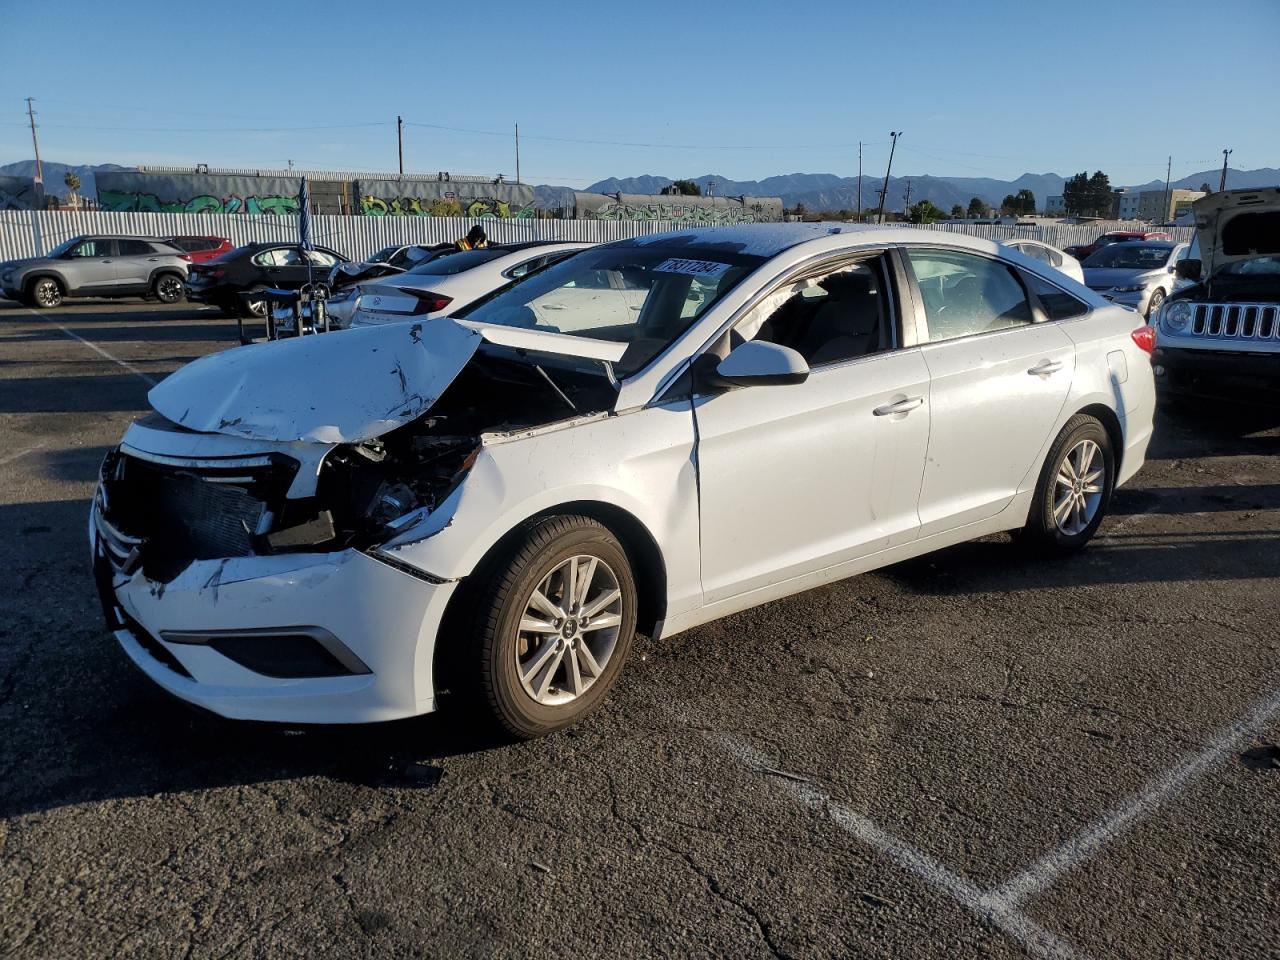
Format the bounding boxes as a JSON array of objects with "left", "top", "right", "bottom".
[{"left": 653, "top": 258, "right": 732, "bottom": 278}]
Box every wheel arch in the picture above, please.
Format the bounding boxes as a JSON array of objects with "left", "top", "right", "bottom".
[
  {"left": 148, "top": 266, "right": 185, "bottom": 285},
  {"left": 23, "top": 271, "right": 66, "bottom": 296},
  {"left": 1076, "top": 402, "right": 1125, "bottom": 479}
]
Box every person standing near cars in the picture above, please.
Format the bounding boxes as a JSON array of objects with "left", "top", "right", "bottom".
[{"left": 455, "top": 226, "right": 488, "bottom": 252}]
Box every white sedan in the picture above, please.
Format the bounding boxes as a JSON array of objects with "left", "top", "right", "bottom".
[
  {"left": 92, "top": 224, "right": 1155, "bottom": 738},
  {"left": 343, "top": 241, "right": 592, "bottom": 328},
  {"left": 1001, "top": 238, "right": 1085, "bottom": 284}
]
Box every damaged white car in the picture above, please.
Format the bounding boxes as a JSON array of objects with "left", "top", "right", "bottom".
[{"left": 92, "top": 225, "right": 1156, "bottom": 737}]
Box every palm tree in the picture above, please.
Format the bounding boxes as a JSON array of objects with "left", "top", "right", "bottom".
[{"left": 64, "top": 170, "right": 82, "bottom": 205}]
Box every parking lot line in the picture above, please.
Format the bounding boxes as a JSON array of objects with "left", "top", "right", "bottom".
[
  {"left": 987, "top": 685, "right": 1280, "bottom": 910},
  {"left": 720, "top": 736, "right": 1083, "bottom": 960},
  {"left": 0, "top": 441, "right": 47, "bottom": 468},
  {"left": 22, "top": 308, "right": 158, "bottom": 386}
]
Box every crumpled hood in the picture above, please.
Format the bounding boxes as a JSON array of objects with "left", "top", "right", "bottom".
[
  {"left": 148, "top": 317, "right": 626, "bottom": 444},
  {"left": 1192, "top": 186, "right": 1280, "bottom": 277}
]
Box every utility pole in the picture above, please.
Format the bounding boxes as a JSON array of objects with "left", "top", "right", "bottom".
[
  {"left": 1160, "top": 155, "right": 1171, "bottom": 224},
  {"left": 397, "top": 116, "right": 404, "bottom": 177},
  {"left": 856, "top": 141, "right": 862, "bottom": 220},
  {"left": 1219, "top": 148, "right": 1232, "bottom": 192},
  {"left": 25, "top": 97, "right": 43, "bottom": 185},
  {"left": 876, "top": 131, "right": 900, "bottom": 224},
  {"left": 903, "top": 178, "right": 912, "bottom": 218},
  {"left": 514, "top": 123, "right": 521, "bottom": 185}
]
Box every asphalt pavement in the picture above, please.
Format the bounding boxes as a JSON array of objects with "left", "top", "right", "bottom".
[{"left": 1, "top": 299, "right": 1278, "bottom": 959}]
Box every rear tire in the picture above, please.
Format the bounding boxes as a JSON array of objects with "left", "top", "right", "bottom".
[
  {"left": 152, "top": 273, "right": 185, "bottom": 304},
  {"left": 27, "top": 277, "right": 63, "bottom": 309},
  {"left": 239, "top": 287, "right": 269, "bottom": 318},
  {"left": 1145, "top": 288, "right": 1166, "bottom": 320},
  {"left": 1020, "top": 414, "right": 1115, "bottom": 555},
  {"left": 471, "top": 516, "right": 637, "bottom": 739}
]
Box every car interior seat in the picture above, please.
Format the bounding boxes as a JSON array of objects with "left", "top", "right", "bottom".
[{"left": 795, "top": 271, "right": 882, "bottom": 364}]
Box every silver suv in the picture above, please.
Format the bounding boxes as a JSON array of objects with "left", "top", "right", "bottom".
[{"left": 0, "top": 235, "right": 190, "bottom": 309}]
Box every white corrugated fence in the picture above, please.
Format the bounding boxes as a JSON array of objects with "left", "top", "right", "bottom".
[{"left": 0, "top": 210, "right": 1193, "bottom": 263}]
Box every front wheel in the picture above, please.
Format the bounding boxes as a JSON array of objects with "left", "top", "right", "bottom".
[
  {"left": 1021, "top": 414, "right": 1115, "bottom": 555},
  {"left": 1145, "top": 288, "right": 1166, "bottom": 319},
  {"left": 28, "top": 277, "right": 63, "bottom": 309},
  {"left": 473, "top": 516, "right": 637, "bottom": 739}
]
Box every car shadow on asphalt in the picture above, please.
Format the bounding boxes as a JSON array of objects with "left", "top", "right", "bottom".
[
  {"left": 0, "top": 374, "right": 155, "bottom": 414},
  {"left": 0, "top": 322, "right": 239, "bottom": 346},
  {"left": 1146, "top": 405, "right": 1280, "bottom": 459}
]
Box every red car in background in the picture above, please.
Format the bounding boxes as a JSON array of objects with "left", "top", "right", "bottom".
[
  {"left": 163, "top": 236, "right": 234, "bottom": 263},
  {"left": 1065, "top": 230, "right": 1173, "bottom": 263}
]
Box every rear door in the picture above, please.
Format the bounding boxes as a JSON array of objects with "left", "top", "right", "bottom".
[
  {"left": 114, "top": 239, "right": 161, "bottom": 290},
  {"left": 902, "top": 246, "right": 1075, "bottom": 537}
]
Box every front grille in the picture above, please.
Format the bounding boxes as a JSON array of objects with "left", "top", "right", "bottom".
[
  {"left": 99, "top": 449, "right": 298, "bottom": 582},
  {"left": 1188, "top": 302, "right": 1280, "bottom": 341}
]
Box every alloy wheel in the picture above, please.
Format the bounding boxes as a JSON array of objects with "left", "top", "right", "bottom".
[
  {"left": 33, "top": 279, "right": 61, "bottom": 308},
  {"left": 156, "top": 275, "right": 183, "bottom": 303},
  {"left": 515, "top": 554, "right": 623, "bottom": 707},
  {"left": 1053, "top": 438, "right": 1104, "bottom": 536}
]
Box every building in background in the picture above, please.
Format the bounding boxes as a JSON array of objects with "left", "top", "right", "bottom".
[
  {"left": 1045, "top": 195, "right": 1065, "bottom": 215},
  {"left": 1111, "top": 189, "right": 1141, "bottom": 220},
  {"left": 1138, "top": 188, "right": 1206, "bottom": 223}
]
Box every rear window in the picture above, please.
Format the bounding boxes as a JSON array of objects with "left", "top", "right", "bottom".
[
  {"left": 1084, "top": 245, "right": 1174, "bottom": 269},
  {"left": 1024, "top": 273, "right": 1088, "bottom": 321},
  {"left": 405, "top": 249, "right": 505, "bottom": 276}
]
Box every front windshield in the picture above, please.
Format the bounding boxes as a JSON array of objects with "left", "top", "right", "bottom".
[
  {"left": 1085, "top": 244, "right": 1173, "bottom": 270},
  {"left": 1094, "top": 235, "right": 1126, "bottom": 248},
  {"left": 46, "top": 237, "right": 82, "bottom": 258},
  {"left": 456, "top": 243, "right": 764, "bottom": 377},
  {"left": 367, "top": 245, "right": 400, "bottom": 264},
  {"left": 406, "top": 249, "right": 505, "bottom": 276}
]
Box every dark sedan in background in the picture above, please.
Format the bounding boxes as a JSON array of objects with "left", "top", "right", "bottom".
[{"left": 185, "top": 242, "right": 348, "bottom": 317}]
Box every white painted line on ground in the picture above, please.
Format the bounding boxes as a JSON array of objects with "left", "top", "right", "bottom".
[
  {"left": 0, "top": 440, "right": 47, "bottom": 467},
  {"left": 22, "top": 308, "right": 157, "bottom": 386},
  {"left": 987, "top": 686, "right": 1280, "bottom": 910},
  {"left": 720, "top": 736, "right": 1083, "bottom": 960}
]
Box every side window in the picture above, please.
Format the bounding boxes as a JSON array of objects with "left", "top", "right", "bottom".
[
  {"left": 306, "top": 250, "right": 338, "bottom": 267},
  {"left": 1024, "top": 273, "right": 1088, "bottom": 321},
  {"left": 118, "top": 239, "right": 153, "bottom": 256},
  {"left": 251, "top": 249, "right": 279, "bottom": 267},
  {"left": 275, "top": 248, "right": 304, "bottom": 266},
  {"left": 506, "top": 256, "right": 544, "bottom": 279},
  {"left": 906, "top": 249, "right": 1033, "bottom": 342},
  {"left": 72, "top": 239, "right": 112, "bottom": 257},
  {"left": 740, "top": 256, "right": 891, "bottom": 367}
]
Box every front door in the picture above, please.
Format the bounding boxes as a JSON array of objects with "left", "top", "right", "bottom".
[
  {"left": 692, "top": 253, "right": 931, "bottom": 604},
  {"left": 902, "top": 246, "right": 1075, "bottom": 537},
  {"left": 66, "top": 238, "right": 118, "bottom": 292}
]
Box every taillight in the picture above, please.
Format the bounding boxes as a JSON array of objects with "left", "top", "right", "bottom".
[
  {"left": 394, "top": 288, "right": 453, "bottom": 315},
  {"left": 205, "top": 267, "right": 226, "bottom": 279},
  {"left": 1130, "top": 325, "right": 1156, "bottom": 354},
  {"left": 178, "top": 253, "right": 192, "bottom": 262}
]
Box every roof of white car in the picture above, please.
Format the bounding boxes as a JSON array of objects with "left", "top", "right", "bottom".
[{"left": 622, "top": 223, "right": 998, "bottom": 258}]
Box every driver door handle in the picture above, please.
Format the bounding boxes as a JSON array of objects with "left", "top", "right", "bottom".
[
  {"left": 1027, "top": 360, "right": 1063, "bottom": 377},
  {"left": 873, "top": 396, "right": 924, "bottom": 417}
]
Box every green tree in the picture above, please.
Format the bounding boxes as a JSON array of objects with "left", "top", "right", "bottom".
[
  {"left": 1063, "top": 171, "right": 1112, "bottom": 217},
  {"left": 671, "top": 179, "right": 701, "bottom": 196},
  {"left": 950, "top": 204, "right": 965, "bottom": 219},
  {"left": 967, "top": 196, "right": 986, "bottom": 218},
  {"left": 1199, "top": 181, "right": 1213, "bottom": 194},
  {"left": 63, "top": 170, "right": 81, "bottom": 202},
  {"left": 908, "top": 199, "right": 945, "bottom": 224}
]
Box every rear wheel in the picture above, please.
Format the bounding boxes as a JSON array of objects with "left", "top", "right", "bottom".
[
  {"left": 472, "top": 516, "right": 637, "bottom": 739},
  {"left": 1021, "top": 414, "right": 1115, "bottom": 555},
  {"left": 240, "top": 287, "right": 269, "bottom": 318},
  {"left": 28, "top": 277, "right": 63, "bottom": 309},
  {"left": 152, "top": 273, "right": 185, "bottom": 304}
]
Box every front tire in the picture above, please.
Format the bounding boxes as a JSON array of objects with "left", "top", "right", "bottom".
[
  {"left": 473, "top": 516, "right": 637, "bottom": 739},
  {"left": 1021, "top": 414, "right": 1115, "bottom": 555},
  {"left": 1145, "top": 288, "right": 1166, "bottom": 320},
  {"left": 240, "top": 287, "right": 269, "bottom": 318},
  {"left": 28, "top": 277, "right": 63, "bottom": 309}
]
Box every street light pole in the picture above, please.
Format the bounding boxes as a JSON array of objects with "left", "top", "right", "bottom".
[
  {"left": 25, "top": 97, "right": 43, "bottom": 186},
  {"left": 1219, "top": 148, "right": 1232, "bottom": 192}
]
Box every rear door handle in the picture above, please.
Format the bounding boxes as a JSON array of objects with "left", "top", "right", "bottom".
[
  {"left": 1027, "top": 360, "right": 1063, "bottom": 376},
  {"left": 873, "top": 396, "right": 924, "bottom": 416}
]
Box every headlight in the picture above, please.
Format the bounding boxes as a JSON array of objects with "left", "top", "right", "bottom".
[
  {"left": 1161, "top": 300, "right": 1192, "bottom": 332},
  {"left": 1112, "top": 284, "right": 1147, "bottom": 293}
]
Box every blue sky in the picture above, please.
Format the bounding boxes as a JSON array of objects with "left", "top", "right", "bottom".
[{"left": 1, "top": 0, "right": 1276, "bottom": 186}]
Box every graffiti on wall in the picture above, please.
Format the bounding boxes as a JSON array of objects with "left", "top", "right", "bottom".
[
  {"left": 358, "top": 194, "right": 534, "bottom": 218},
  {"left": 99, "top": 190, "right": 299, "bottom": 215},
  {"left": 0, "top": 176, "right": 39, "bottom": 211},
  {"left": 590, "top": 200, "right": 758, "bottom": 224}
]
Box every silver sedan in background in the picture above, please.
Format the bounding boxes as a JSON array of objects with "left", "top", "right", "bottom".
[{"left": 1081, "top": 241, "right": 1188, "bottom": 319}]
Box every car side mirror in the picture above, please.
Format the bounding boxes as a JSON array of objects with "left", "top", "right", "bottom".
[
  {"left": 708, "top": 340, "right": 810, "bottom": 388},
  {"left": 1175, "top": 258, "right": 1201, "bottom": 281}
]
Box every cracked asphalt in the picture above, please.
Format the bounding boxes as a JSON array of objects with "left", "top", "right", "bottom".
[{"left": 2, "top": 300, "right": 1278, "bottom": 959}]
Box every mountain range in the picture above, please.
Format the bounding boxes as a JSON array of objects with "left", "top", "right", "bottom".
[{"left": 4, "top": 160, "right": 1276, "bottom": 214}]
